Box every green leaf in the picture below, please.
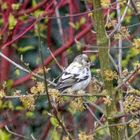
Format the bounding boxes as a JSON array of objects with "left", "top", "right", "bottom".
[
  {"left": 75, "top": 22, "right": 80, "bottom": 30},
  {"left": 15, "top": 106, "right": 24, "bottom": 111},
  {"left": 51, "top": 128, "right": 60, "bottom": 140},
  {"left": 42, "top": 110, "right": 49, "bottom": 116},
  {"left": 122, "top": 48, "right": 139, "bottom": 67},
  {"left": 12, "top": 3, "right": 20, "bottom": 10},
  {"left": 80, "top": 17, "right": 86, "bottom": 25},
  {"left": 1, "top": 2, "right": 8, "bottom": 10},
  {"left": 0, "top": 129, "right": 10, "bottom": 140},
  {"left": 69, "top": 22, "right": 76, "bottom": 29},
  {"left": 50, "top": 117, "right": 59, "bottom": 128},
  {"left": 6, "top": 80, "right": 13, "bottom": 89},
  {"left": 32, "top": 0, "right": 37, "bottom": 7},
  {"left": 0, "top": 100, "right": 3, "bottom": 110},
  {"left": 0, "top": 18, "right": 3, "bottom": 26},
  {"left": 17, "top": 45, "right": 35, "bottom": 53},
  {"left": 33, "top": 10, "right": 44, "bottom": 18},
  {"left": 8, "top": 101, "right": 14, "bottom": 110},
  {"left": 26, "top": 111, "right": 35, "bottom": 118},
  {"left": 15, "top": 69, "right": 20, "bottom": 76},
  {"left": 8, "top": 14, "right": 17, "bottom": 30}
]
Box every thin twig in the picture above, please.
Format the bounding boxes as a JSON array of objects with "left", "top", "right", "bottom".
[
  {"left": 109, "top": 0, "right": 131, "bottom": 37},
  {"left": 116, "top": 66, "right": 140, "bottom": 89},
  {"left": 54, "top": 0, "right": 67, "bottom": 69},
  {"left": 84, "top": 0, "right": 91, "bottom": 11},
  {"left": 116, "top": 1, "right": 128, "bottom": 138},
  {"left": 61, "top": 93, "right": 106, "bottom": 97},
  {"left": 94, "top": 120, "right": 132, "bottom": 133},
  {"left": 53, "top": 107, "right": 73, "bottom": 140},
  {"left": 1, "top": 19, "right": 38, "bottom": 49},
  {"left": 54, "top": 0, "right": 64, "bottom": 44},
  {"left": 130, "top": 0, "right": 140, "bottom": 21},
  {"left": 108, "top": 52, "right": 118, "bottom": 71},
  {"left": 116, "top": 0, "right": 122, "bottom": 76},
  {"left": 3, "top": 93, "right": 106, "bottom": 99},
  {"left": 87, "top": 102, "right": 105, "bottom": 114},
  {"left": 0, "top": 51, "right": 56, "bottom": 86},
  {"left": 128, "top": 128, "right": 140, "bottom": 140},
  {"left": 41, "top": 1, "right": 124, "bottom": 20},
  {"left": 5, "top": 125, "right": 32, "bottom": 140},
  {"left": 48, "top": 47, "right": 64, "bottom": 71},
  {"left": 75, "top": 39, "right": 132, "bottom": 49},
  {"left": 31, "top": 134, "right": 37, "bottom": 140},
  {"left": 37, "top": 27, "right": 73, "bottom": 139},
  {"left": 84, "top": 103, "right": 104, "bottom": 126},
  {"left": 37, "top": 22, "right": 52, "bottom": 108},
  {"left": 3, "top": 94, "right": 45, "bottom": 99}
]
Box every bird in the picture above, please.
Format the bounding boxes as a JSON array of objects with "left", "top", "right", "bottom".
[{"left": 56, "top": 54, "right": 92, "bottom": 92}]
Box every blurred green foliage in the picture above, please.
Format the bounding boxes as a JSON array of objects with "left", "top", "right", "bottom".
[{"left": 0, "top": 0, "right": 140, "bottom": 139}]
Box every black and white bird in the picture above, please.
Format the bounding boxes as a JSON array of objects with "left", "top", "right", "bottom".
[{"left": 56, "top": 54, "right": 92, "bottom": 92}]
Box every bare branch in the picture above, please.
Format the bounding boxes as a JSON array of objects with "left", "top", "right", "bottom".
[
  {"left": 128, "top": 128, "right": 140, "bottom": 140},
  {"left": 0, "top": 51, "right": 56, "bottom": 87},
  {"left": 109, "top": 0, "right": 131, "bottom": 37},
  {"left": 84, "top": 103, "right": 104, "bottom": 126},
  {"left": 48, "top": 47, "right": 64, "bottom": 71},
  {"left": 5, "top": 125, "right": 32, "bottom": 140},
  {"left": 116, "top": 66, "right": 140, "bottom": 89}
]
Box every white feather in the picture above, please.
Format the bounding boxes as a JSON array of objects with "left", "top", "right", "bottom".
[{"left": 56, "top": 54, "right": 92, "bottom": 92}]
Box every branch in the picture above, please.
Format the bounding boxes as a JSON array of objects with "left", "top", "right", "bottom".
[
  {"left": 61, "top": 93, "right": 106, "bottom": 97},
  {"left": 94, "top": 120, "right": 132, "bottom": 133},
  {"left": 39, "top": 120, "right": 51, "bottom": 140},
  {"left": 87, "top": 102, "right": 105, "bottom": 114},
  {"left": 52, "top": 107, "right": 73, "bottom": 140},
  {"left": 16, "top": 0, "right": 49, "bottom": 16},
  {"left": 92, "top": 0, "right": 122, "bottom": 139},
  {"left": 109, "top": 0, "right": 131, "bottom": 37},
  {"left": 13, "top": 24, "right": 92, "bottom": 86},
  {"left": 84, "top": 103, "right": 104, "bottom": 126},
  {"left": 128, "top": 128, "right": 140, "bottom": 140},
  {"left": 37, "top": 24, "right": 72, "bottom": 140},
  {"left": 0, "top": 51, "right": 56, "bottom": 86},
  {"left": 37, "top": 22, "right": 52, "bottom": 108},
  {"left": 116, "top": 1, "right": 128, "bottom": 138},
  {"left": 1, "top": 20, "right": 37, "bottom": 49},
  {"left": 5, "top": 125, "right": 34, "bottom": 140},
  {"left": 130, "top": 0, "right": 140, "bottom": 21},
  {"left": 3, "top": 92, "right": 106, "bottom": 99},
  {"left": 40, "top": 1, "right": 122, "bottom": 20},
  {"left": 116, "top": 66, "right": 140, "bottom": 89},
  {"left": 48, "top": 47, "right": 64, "bottom": 71}
]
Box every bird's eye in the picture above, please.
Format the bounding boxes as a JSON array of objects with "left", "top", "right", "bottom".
[{"left": 85, "top": 58, "right": 90, "bottom": 63}]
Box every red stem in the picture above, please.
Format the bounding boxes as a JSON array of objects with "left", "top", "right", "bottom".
[
  {"left": 0, "top": 47, "right": 11, "bottom": 82},
  {"left": 0, "top": 111, "right": 22, "bottom": 128},
  {"left": 87, "top": 106, "right": 95, "bottom": 132},
  {"left": 47, "top": 19, "right": 52, "bottom": 47},
  {"left": 45, "top": 0, "right": 55, "bottom": 11},
  {"left": 1, "top": 19, "right": 37, "bottom": 49},
  {"left": 0, "top": 7, "right": 12, "bottom": 82},
  {"left": 58, "top": 0, "right": 68, "bottom": 7},
  {"left": 39, "top": 120, "right": 51, "bottom": 140},
  {"left": 16, "top": 0, "right": 48, "bottom": 16},
  {"left": 69, "top": 0, "right": 74, "bottom": 39},
  {"left": 21, "top": 0, "right": 30, "bottom": 9}
]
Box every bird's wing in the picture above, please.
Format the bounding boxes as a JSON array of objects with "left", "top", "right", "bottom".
[{"left": 56, "top": 62, "right": 89, "bottom": 91}]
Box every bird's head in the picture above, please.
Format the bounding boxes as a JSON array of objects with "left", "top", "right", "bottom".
[{"left": 73, "top": 54, "right": 92, "bottom": 68}]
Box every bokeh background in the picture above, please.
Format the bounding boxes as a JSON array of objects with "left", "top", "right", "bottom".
[{"left": 0, "top": 0, "right": 140, "bottom": 139}]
